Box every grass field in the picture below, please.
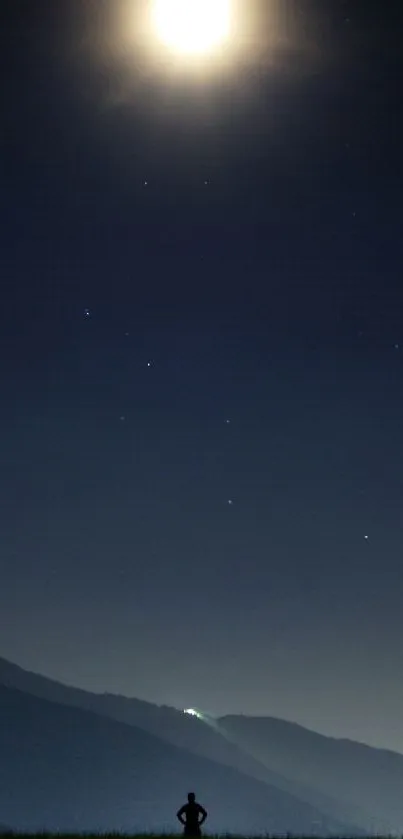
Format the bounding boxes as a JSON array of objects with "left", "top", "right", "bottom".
[{"left": 0, "top": 831, "right": 378, "bottom": 839}]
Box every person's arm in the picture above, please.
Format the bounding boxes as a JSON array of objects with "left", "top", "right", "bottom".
[
  {"left": 198, "top": 806, "right": 207, "bottom": 825},
  {"left": 177, "top": 806, "right": 186, "bottom": 825}
]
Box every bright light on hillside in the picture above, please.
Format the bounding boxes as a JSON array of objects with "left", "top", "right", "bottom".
[{"left": 184, "top": 707, "right": 201, "bottom": 717}]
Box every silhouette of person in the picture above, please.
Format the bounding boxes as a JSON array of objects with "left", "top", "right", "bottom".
[{"left": 177, "top": 792, "right": 208, "bottom": 836}]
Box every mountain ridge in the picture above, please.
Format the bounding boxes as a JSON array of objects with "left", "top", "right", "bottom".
[
  {"left": 218, "top": 714, "right": 403, "bottom": 833},
  {"left": 0, "top": 682, "right": 352, "bottom": 834},
  {"left": 0, "top": 655, "right": 399, "bottom": 832}
]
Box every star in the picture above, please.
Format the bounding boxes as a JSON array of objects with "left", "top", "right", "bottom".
[
  {"left": 147, "top": 361, "right": 153, "bottom": 368},
  {"left": 364, "top": 535, "right": 369, "bottom": 540},
  {"left": 227, "top": 499, "right": 233, "bottom": 505},
  {"left": 84, "top": 308, "right": 91, "bottom": 318}
]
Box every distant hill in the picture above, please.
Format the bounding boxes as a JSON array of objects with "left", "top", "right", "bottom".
[
  {"left": 218, "top": 714, "right": 403, "bottom": 833},
  {"left": 0, "top": 656, "right": 363, "bottom": 831},
  {"left": 0, "top": 684, "right": 349, "bottom": 834},
  {"left": 0, "top": 655, "right": 398, "bottom": 832}
]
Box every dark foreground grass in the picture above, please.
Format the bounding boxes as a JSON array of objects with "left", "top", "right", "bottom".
[{"left": 0, "top": 833, "right": 387, "bottom": 839}]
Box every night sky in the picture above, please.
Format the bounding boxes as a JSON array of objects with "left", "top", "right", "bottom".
[{"left": 1, "top": 0, "right": 403, "bottom": 753}]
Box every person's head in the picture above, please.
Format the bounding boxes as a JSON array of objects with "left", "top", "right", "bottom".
[{"left": 188, "top": 792, "right": 196, "bottom": 803}]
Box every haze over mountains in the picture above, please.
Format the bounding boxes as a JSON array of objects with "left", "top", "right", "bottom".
[{"left": 0, "top": 656, "right": 402, "bottom": 834}]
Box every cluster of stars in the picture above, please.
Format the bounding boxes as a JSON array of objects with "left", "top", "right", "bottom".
[
  {"left": 84, "top": 308, "right": 234, "bottom": 507},
  {"left": 82, "top": 308, "right": 234, "bottom": 506},
  {"left": 81, "top": 311, "right": 379, "bottom": 531}
]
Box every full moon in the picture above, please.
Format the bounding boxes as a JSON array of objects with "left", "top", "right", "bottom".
[{"left": 152, "top": 0, "right": 231, "bottom": 56}]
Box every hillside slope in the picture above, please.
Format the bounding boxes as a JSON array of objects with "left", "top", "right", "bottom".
[
  {"left": 0, "top": 656, "right": 363, "bottom": 831},
  {"left": 0, "top": 684, "right": 350, "bottom": 834},
  {"left": 219, "top": 714, "right": 403, "bottom": 833},
  {"left": 0, "top": 656, "right": 388, "bottom": 832}
]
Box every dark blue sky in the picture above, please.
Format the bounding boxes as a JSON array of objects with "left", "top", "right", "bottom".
[{"left": 1, "top": 0, "right": 403, "bottom": 752}]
